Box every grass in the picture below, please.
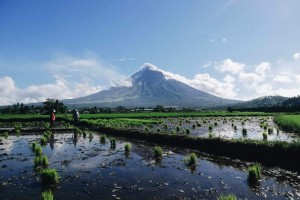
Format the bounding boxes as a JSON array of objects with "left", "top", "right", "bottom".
[
  {"left": 41, "top": 189, "right": 54, "bottom": 200},
  {"left": 274, "top": 114, "right": 300, "bottom": 133},
  {"left": 186, "top": 153, "right": 197, "bottom": 166},
  {"left": 154, "top": 146, "right": 163, "bottom": 159},
  {"left": 34, "top": 155, "right": 49, "bottom": 169},
  {"left": 248, "top": 164, "right": 261, "bottom": 184},
  {"left": 217, "top": 194, "right": 237, "bottom": 200},
  {"left": 40, "top": 168, "right": 60, "bottom": 185}
]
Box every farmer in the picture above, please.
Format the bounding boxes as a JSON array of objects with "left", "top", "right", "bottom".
[
  {"left": 50, "top": 109, "right": 56, "bottom": 129},
  {"left": 73, "top": 109, "right": 80, "bottom": 126}
]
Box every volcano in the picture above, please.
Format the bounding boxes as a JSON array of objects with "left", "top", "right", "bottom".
[{"left": 63, "top": 63, "right": 240, "bottom": 108}]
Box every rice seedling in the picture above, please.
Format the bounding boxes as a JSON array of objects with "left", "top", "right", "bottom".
[
  {"left": 192, "top": 124, "right": 196, "bottom": 129},
  {"left": 208, "top": 132, "right": 213, "bottom": 138},
  {"left": 154, "top": 146, "right": 163, "bottom": 159},
  {"left": 125, "top": 143, "right": 131, "bottom": 153},
  {"left": 40, "top": 136, "right": 48, "bottom": 146},
  {"left": 40, "top": 168, "right": 60, "bottom": 185},
  {"left": 268, "top": 128, "right": 273, "bottom": 134},
  {"left": 144, "top": 127, "right": 149, "bottom": 132},
  {"left": 185, "top": 153, "right": 197, "bottom": 166},
  {"left": 100, "top": 135, "right": 106, "bottom": 144},
  {"left": 82, "top": 131, "right": 87, "bottom": 138},
  {"left": 208, "top": 125, "right": 213, "bottom": 131},
  {"left": 2, "top": 131, "right": 9, "bottom": 139},
  {"left": 186, "top": 128, "right": 190, "bottom": 135},
  {"left": 248, "top": 164, "right": 261, "bottom": 184},
  {"left": 41, "top": 189, "right": 54, "bottom": 200},
  {"left": 89, "top": 132, "right": 93, "bottom": 139},
  {"left": 110, "top": 138, "right": 116, "bottom": 149},
  {"left": 15, "top": 128, "right": 21, "bottom": 137},
  {"left": 176, "top": 126, "right": 180, "bottom": 132},
  {"left": 33, "top": 144, "right": 43, "bottom": 156},
  {"left": 234, "top": 125, "right": 237, "bottom": 131},
  {"left": 262, "top": 132, "right": 268, "bottom": 140},
  {"left": 34, "top": 155, "right": 49, "bottom": 169},
  {"left": 157, "top": 128, "right": 161, "bottom": 132},
  {"left": 217, "top": 194, "right": 237, "bottom": 200},
  {"left": 242, "top": 128, "right": 247, "bottom": 136},
  {"left": 214, "top": 122, "right": 218, "bottom": 126}
]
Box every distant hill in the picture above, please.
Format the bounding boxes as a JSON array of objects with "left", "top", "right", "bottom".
[
  {"left": 63, "top": 63, "right": 241, "bottom": 108},
  {"left": 229, "top": 95, "right": 288, "bottom": 109}
]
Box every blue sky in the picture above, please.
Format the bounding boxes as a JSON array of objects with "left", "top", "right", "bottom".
[{"left": 1, "top": 0, "right": 300, "bottom": 105}]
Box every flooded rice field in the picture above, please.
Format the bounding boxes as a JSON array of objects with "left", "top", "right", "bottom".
[
  {"left": 0, "top": 132, "right": 299, "bottom": 199},
  {"left": 142, "top": 116, "right": 299, "bottom": 142}
]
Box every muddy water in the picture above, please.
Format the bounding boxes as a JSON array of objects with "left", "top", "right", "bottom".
[{"left": 0, "top": 133, "right": 299, "bottom": 199}]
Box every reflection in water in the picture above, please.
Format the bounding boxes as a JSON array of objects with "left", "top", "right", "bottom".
[{"left": 0, "top": 133, "right": 299, "bottom": 200}]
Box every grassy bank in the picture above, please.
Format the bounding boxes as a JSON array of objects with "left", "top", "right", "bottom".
[
  {"left": 274, "top": 114, "right": 300, "bottom": 133},
  {"left": 78, "top": 119, "right": 300, "bottom": 172}
]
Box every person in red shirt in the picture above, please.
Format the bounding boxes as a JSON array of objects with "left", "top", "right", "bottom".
[{"left": 50, "top": 109, "right": 56, "bottom": 129}]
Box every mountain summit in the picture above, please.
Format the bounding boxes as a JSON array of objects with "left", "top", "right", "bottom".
[{"left": 64, "top": 63, "right": 240, "bottom": 108}]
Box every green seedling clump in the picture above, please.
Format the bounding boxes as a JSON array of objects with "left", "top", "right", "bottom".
[
  {"left": 248, "top": 164, "right": 261, "bottom": 184},
  {"left": 125, "top": 143, "right": 131, "bottom": 153},
  {"left": 40, "top": 168, "right": 60, "bottom": 186},
  {"left": 154, "top": 146, "right": 163, "bottom": 159},
  {"left": 110, "top": 138, "right": 116, "bottom": 149},
  {"left": 217, "top": 194, "right": 237, "bottom": 200},
  {"left": 34, "top": 155, "right": 49, "bottom": 169},
  {"left": 186, "top": 153, "right": 197, "bottom": 166},
  {"left": 41, "top": 189, "right": 54, "bottom": 200}
]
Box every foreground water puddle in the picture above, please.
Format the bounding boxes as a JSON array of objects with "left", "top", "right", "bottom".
[{"left": 0, "top": 132, "right": 299, "bottom": 199}]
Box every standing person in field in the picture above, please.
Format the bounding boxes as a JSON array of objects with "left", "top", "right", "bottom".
[
  {"left": 73, "top": 109, "right": 80, "bottom": 126},
  {"left": 50, "top": 109, "right": 56, "bottom": 129}
]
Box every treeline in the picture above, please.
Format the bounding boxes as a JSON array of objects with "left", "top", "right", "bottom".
[{"left": 0, "top": 99, "right": 67, "bottom": 114}]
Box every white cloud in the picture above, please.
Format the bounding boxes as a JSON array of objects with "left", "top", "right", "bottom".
[
  {"left": 255, "top": 62, "right": 270, "bottom": 77},
  {"left": 239, "top": 72, "right": 264, "bottom": 89},
  {"left": 0, "top": 75, "right": 105, "bottom": 105},
  {"left": 223, "top": 74, "right": 235, "bottom": 83},
  {"left": 293, "top": 52, "right": 300, "bottom": 60},
  {"left": 215, "top": 59, "right": 245, "bottom": 74},
  {"left": 272, "top": 74, "right": 292, "bottom": 83},
  {"left": 222, "top": 38, "right": 228, "bottom": 42}
]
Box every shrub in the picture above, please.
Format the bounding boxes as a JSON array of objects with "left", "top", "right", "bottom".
[
  {"left": 125, "top": 143, "right": 131, "bottom": 153},
  {"left": 186, "top": 153, "right": 197, "bottom": 166},
  {"left": 40, "top": 168, "right": 60, "bottom": 185},
  {"left": 110, "top": 138, "right": 116, "bottom": 149},
  {"left": 34, "top": 155, "right": 49, "bottom": 169},
  {"left": 41, "top": 189, "right": 53, "bottom": 200},
  {"left": 217, "top": 194, "right": 237, "bottom": 200},
  {"left": 248, "top": 164, "right": 261, "bottom": 184},
  {"left": 154, "top": 146, "right": 163, "bottom": 159}
]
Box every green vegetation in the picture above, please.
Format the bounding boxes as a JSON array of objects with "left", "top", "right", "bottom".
[
  {"left": 125, "top": 143, "right": 131, "bottom": 153},
  {"left": 40, "top": 168, "right": 60, "bottom": 185},
  {"left": 186, "top": 153, "right": 197, "bottom": 166},
  {"left": 32, "top": 144, "right": 43, "bottom": 156},
  {"left": 274, "top": 114, "right": 300, "bottom": 133},
  {"left": 248, "top": 164, "right": 261, "bottom": 184},
  {"left": 40, "top": 136, "right": 48, "bottom": 145},
  {"left": 217, "top": 194, "right": 237, "bottom": 200},
  {"left": 34, "top": 155, "right": 49, "bottom": 169},
  {"left": 2, "top": 131, "right": 9, "bottom": 139},
  {"left": 110, "top": 138, "right": 116, "bottom": 149},
  {"left": 100, "top": 135, "right": 106, "bottom": 144},
  {"left": 208, "top": 125, "right": 213, "bottom": 131},
  {"left": 154, "top": 146, "right": 163, "bottom": 159},
  {"left": 262, "top": 132, "right": 268, "bottom": 140},
  {"left": 242, "top": 128, "right": 247, "bottom": 136},
  {"left": 41, "top": 189, "right": 54, "bottom": 200}
]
